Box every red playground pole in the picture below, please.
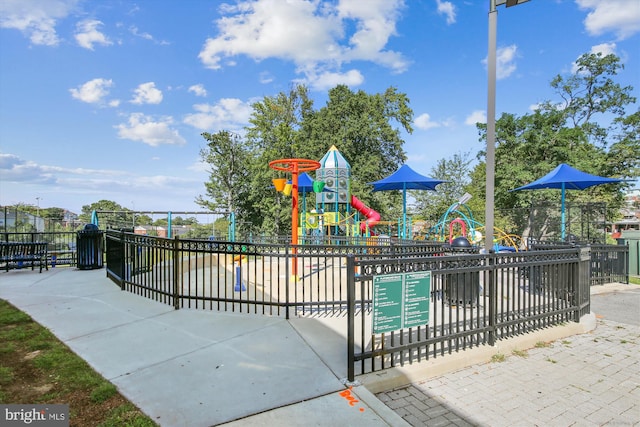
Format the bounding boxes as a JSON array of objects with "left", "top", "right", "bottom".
[{"left": 269, "top": 158, "right": 320, "bottom": 281}]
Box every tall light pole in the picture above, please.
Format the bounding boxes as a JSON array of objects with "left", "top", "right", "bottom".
[
  {"left": 35, "top": 197, "right": 41, "bottom": 230},
  {"left": 485, "top": 0, "right": 529, "bottom": 253}
]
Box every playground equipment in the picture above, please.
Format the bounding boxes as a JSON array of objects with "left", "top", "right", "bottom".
[
  {"left": 428, "top": 200, "right": 483, "bottom": 244},
  {"left": 351, "top": 195, "right": 381, "bottom": 234},
  {"left": 274, "top": 146, "right": 433, "bottom": 239},
  {"left": 427, "top": 199, "right": 524, "bottom": 252},
  {"left": 269, "top": 158, "right": 321, "bottom": 281},
  {"left": 369, "top": 164, "right": 445, "bottom": 239},
  {"left": 316, "top": 145, "right": 380, "bottom": 237}
]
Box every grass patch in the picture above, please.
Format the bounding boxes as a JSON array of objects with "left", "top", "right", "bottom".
[
  {"left": 0, "top": 299, "right": 157, "bottom": 427},
  {"left": 629, "top": 276, "right": 640, "bottom": 285},
  {"left": 91, "top": 383, "right": 118, "bottom": 403},
  {"left": 535, "top": 341, "right": 551, "bottom": 348},
  {"left": 511, "top": 349, "right": 528, "bottom": 358},
  {"left": 491, "top": 353, "right": 506, "bottom": 363},
  {"left": 100, "top": 403, "right": 157, "bottom": 427}
]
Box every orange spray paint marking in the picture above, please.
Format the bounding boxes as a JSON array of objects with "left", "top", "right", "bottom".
[{"left": 338, "top": 386, "right": 365, "bottom": 411}]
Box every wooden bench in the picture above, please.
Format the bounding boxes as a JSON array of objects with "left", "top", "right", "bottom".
[{"left": 0, "top": 242, "right": 48, "bottom": 273}]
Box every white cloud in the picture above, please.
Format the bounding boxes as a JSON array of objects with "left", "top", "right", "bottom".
[
  {"left": 301, "top": 69, "right": 364, "bottom": 91},
  {"left": 436, "top": 0, "right": 456, "bottom": 25},
  {"left": 116, "top": 113, "right": 186, "bottom": 146},
  {"left": 129, "top": 25, "right": 152, "bottom": 40},
  {"left": 465, "top": 110, "right": 486, "bottom": 126},
  {"left": 69, "top": 78, "right": 114, "bottom": 104},
  {"left": 414, "top": 113, "right": 441, "bottom": 130},
  {"left": 198, "top": 0, "right": 408, "bottom": 88},
  {"left": 571, "top": 43, "right": 618, "bottom": 73},
  {"left": 183, "top": 98, "right": 253, "bottom": 131},
  {"left": 335, "top": 0, "right": 408, "bottom": 70},
  {"left": 0, "top": 0, "right": 78, "bottom": 46},
  {"left": 0, "top": 152, "right": 201, "bottom": 212},
  {"left": 129, "top": 25, "right": 169, "bottom": 45},
  {"left": 131, "top": 82, "right": 163, "bottom": 105},
  {"left": 259, "top": 71, "right": 274, "bottom": 84},
  {"left": 0, "top": 152, "right": 122, "bottom": 185},
  {"left": 0, "top": 153, "right": 50, "bottom": 183},
  {"left": 75, "top": 19, "right": 112, "bottom": 50},
  {"left": 482, "top": 44, "right": 519, "bottom": 80},
  {"left": 589, "top": 42, "right": 618, "bottom": 57},
  {"left": 188, "top": 84, "right": 208, "bottom": 97},
  {"left": 576, "top": 0, "right": 640, "bottom": 40}
]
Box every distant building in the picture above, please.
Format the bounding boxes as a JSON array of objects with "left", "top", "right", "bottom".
[
  {"left": 62, "top": 210, "right": 80, "bottom": 228},
  {"left": 611, "top": 190, "right": 640, "bottom": 237}
]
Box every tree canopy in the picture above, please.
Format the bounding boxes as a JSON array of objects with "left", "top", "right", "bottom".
[
  {"left": 411, "top": 151, "right": 474, "bottom": 223},
  {"left": 198, "top": 84, "right": 413, "bottom": 236},
  {"left": 470, "top": 52, "right": 639, "bottom": 240}
]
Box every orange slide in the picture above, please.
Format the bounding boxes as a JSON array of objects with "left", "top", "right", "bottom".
[{"left": 351, "top": 195, "right": 381, "bottom": 233}]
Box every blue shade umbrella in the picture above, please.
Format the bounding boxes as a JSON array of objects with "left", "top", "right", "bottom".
[
  {"left": 369, "top": 164, "right": 446, "bottom": 238},
  {"left": 295, "top": 172, "right": 316, "bottom": 192},
  {"left": 511, "top": 164, "right": 623, "bottom": 240}
]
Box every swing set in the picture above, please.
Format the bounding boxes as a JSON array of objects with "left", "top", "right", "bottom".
[{"left": 91, "top": 210, "right": 232, "bottom": 239}]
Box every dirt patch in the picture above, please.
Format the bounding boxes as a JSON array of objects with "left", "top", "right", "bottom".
[{"left": 0, "top": 300, "right": 156, "bottom": 427}]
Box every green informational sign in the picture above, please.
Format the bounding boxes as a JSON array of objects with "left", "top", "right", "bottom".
[{"left": 373, "top": 271, "right": 431, "bottom": 334}]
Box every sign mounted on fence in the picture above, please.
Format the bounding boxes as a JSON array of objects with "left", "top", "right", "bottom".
[{"left": 372, "top": 271, "right": 431, "bottom": 334}]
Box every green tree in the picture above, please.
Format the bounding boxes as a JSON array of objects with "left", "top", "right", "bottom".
[
  {"left": 244, "top": 84, "right": 315, "bottom": 236},
  {"left": 471, "top": 52, "right": 638, "bottom": 241},
  {"left": 79, "top": 200, "right": 129, "bottom": 228},
  {"left": 607, "top": 109, "right": 640, "bottom": 178},
  {"left": 42, "top": 207, "right": 65, "bottom": 222},
  {"left": 201, "top": 84, "right": 414, "bottom": 236},
  {"left": 303, "top": 85, "right": 412, "bottom": 219},
  {"left": 196, "top": 130, "right": 251, "bottom": 235},
  {"left": 134, "top": 214, "right": 153, "bottom": 226},
  {"left": 412, "top": 151, "right": 473, "bottom": 223}
]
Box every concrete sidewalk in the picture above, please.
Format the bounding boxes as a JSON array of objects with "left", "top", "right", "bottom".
[
  {"left": 0, "top": 268, "right": 405, "bottom": 427},
  {"left": 2, "top": 268, "right": 637, "bottom": 426}
]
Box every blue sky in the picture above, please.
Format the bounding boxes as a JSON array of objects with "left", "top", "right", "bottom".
[{"left": 1, "top": 0, "right": 639, "bottom": 215}]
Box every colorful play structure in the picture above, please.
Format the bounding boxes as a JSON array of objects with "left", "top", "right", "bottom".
[
  {"left": 271, "top": 146, "right": 383, "bottom": 244},
  {"left": 425, "top": 197, "right": 524, "bottom": 251},
  {"left": 270, "top": 146, "right": 525, "bottom": 252}
]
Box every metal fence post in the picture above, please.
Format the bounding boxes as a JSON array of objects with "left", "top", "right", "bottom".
[
  {"left": 119, "top": 230, "right": 125, "bottom": 290},
  {"left": 172, "top": 235, "right": 180, "bottom": 310},
  {"left": 488, "top": 252, "right": 496, "bottom": 346},
  {"left": 285, "top": 243, "right": 290, "bottom": 320},
  {"left": 576, "top": 246, "right": 591, "bottom": 321},
  {"left": 346, "top": 254, "right": 355, "bottom": 383}
]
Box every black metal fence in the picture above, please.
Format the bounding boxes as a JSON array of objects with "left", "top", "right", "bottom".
[
  {"left": 101, "top": 231, "right": 625, "bottom": 381},
  {"left": 345, "top": 247, "right": 592, "bottom": 381},
  {"left": 1, "top": 230, "right": 629, "bottom": 381},
  {"left": 589, "top": 244, "right": 629, "bottom": 285},
  {"left": 104, "top": 230, "right": 447, "bottom": 317}
]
